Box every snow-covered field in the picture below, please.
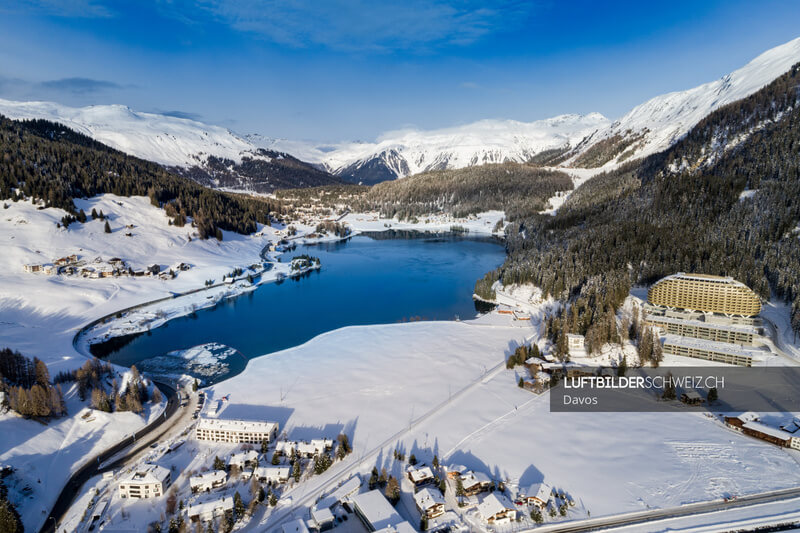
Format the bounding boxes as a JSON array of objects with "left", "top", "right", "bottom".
[{"left": 197, "top": 309, "right": 800, "bottom": 529}]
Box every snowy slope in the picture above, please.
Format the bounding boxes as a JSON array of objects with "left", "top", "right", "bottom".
[
  {"left": 0, "top": 98, "right": 266, "bottom": 168},
  {"left": 321, "top": 113, "right": 610, "bottom": 183},
  {"left": 565, "top": 36, "right": 800, "bottom": 169}
]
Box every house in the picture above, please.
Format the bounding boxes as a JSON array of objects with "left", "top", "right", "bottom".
[
  {"left": 254, "top": 466, "right": 290, "bottom": 484},
  {"left": 147, "top": 264, "right": 161, "bottom": 275},
  {"left": 524, "top": 482, "right": 551, "bottom": 509},
  {"left": 23, "top": 264, "right": 42, "bottom": 273},
  {"left": 512, "top": 310, "right": 531, "bottom": 321},
  {"left": 311, "top": 506, "right": 336, "bottom": 531},
  {"left": 275, "top": 439, "right": 332, "bottom": 458},
  {"left": 414, "top": 488, "right": 445, "bottom": 519},
  {"left": 477, "top": 493, "right": 517, "bottom": 523},
  {"left": 351, "top": 490, "right": 406, "bottom": 532},
  {"left": 680, "top": 391, "right": 704, "bottom": 405},
  {"left": 460, "top": 471, "right": 492, "bottom": 496},
  {"left": 725, "top": 413, "right": 800, "bottom": 449},
  {"left": 445, "top": 464, "right": 467, "bottom": 479},
  {"left": 567, "top": 334, "right": 585, "bottom": 352},
  {"left": 407, "top": 465, "right": 435, "bottom": 487},
  {"left": 189, "top": 470, "right": 227, "bottom": 493},
  {"left": 195, "top": 417, "right": 279, "bottom": 444},
  {"left": 228, "top": 450, "right": 259, "bottom": 470},
  {"left": 186, "top": 496, "right": 233, "bottom": 522},
  {"left": 118, "top": 464, "right": 171, "bottom": 499},
  {"left": 724, "top": 412, "right": 760, "bottom": 431}
]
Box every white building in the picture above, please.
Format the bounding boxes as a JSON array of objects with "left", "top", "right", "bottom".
[
  {"left": 351, "top": 490, "right": 405, "bottom": 531},
  {"left": 275, "top": 439, "right": 333, "bottom": 458},
  {"left": 477, "top": 493, "right": 517, "bottom": 523},
  {"left": 566, "top": 334, "right": 585, "bottom": 352},
  {"left": 186, "top": 496, "right": 233, "bottom": 522},
  {"left": 311, "top": 506, "right": 335, "bottom": 531},
  {"left": 228, "top": 450, "right": 259, "bottom": 470},
  {"left": 195, "top": 417, "right": 279, "bottom": 444},
  {"left": 189, "top": 470, "right": 227, "bottom": 493},
  {"left": 118, "top": 464, "right": 171, "bottom": 499},
  {"left": 414, "top": 488, "right": 445, "bottom": 518},
  {"left": 254, "top": 466, "right": 291, "bottom": 484}
]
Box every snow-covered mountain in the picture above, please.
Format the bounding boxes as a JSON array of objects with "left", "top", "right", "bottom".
[
  {"left": 0, "top": 98, "right": 341, "bottom": 192},
  {"left": 319, "top": 114, "right": 611, "bottom": 184},
  {"left": 563, "top": 36, "right": 800, "bottom": 169}
]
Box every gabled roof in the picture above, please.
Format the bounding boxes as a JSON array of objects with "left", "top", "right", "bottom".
[
  {"left": 414, "top": 488, "right": 445, "bottom": 510},
  {"left": 408, "top": 466, "right": 434, "bottom": 482},
  {"left": 477, "top": 493, "right": 515, "bottom": 519}
]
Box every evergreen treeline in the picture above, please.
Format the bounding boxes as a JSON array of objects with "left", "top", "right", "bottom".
[
  {"left": 356, "top": 163, "right": 573, "bottom": 220},
  {"left": 0, "top": 477, "right": 23, "bottom": 533},
  {"left": 497, "top": 61, "right": 800, "bottom": 332},
  {"left": 0, "top": 116, "right": 280, "bottom": 237},
  {"left": 0, "top": 347, "right": 65, "bottom": 418}
]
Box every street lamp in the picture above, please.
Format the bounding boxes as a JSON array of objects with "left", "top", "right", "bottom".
[{"left": 49, "top": 516, "right": 57, "bottom": 532}]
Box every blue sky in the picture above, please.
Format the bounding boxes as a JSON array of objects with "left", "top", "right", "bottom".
[{"left": 0, "top": 0, "right": 799, "bottom": 141}]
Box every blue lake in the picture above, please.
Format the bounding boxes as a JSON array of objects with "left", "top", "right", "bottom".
[{"left": 90, "top": 232, "right": 505, "bottom": 383}]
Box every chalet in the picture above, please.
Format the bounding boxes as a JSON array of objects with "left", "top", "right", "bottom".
[
  {"left": 254, "top": 466, "right": 290, "bottom": 484},
  {"left": 407, "top": 465, "right": 435, "bottom": 487},
  {"left": 186, "top": 496, "right": 233, "bottom": 522},
  {"left": 724, "top": 412, "right": 760, "bottom": 432},
  {"left": 414, "top": 488, "right": 445, "bottom": 519},
  {"left": 523, "top": 482, "right": 551, "bottom": 509},
  {"left": 23, "top": 264, "right": 43, "bottom": 273},
  {"left": 460, "top": 471, "right": 492, "bottom": 496},
  {"left": 351, "top": 490, "right": 406, "bottom": 532},
  {"left": 228, "top": 450, "right": 259, "bottom": 470},
  {"left": 118, "top": 464, "right": 171, "bottom": 499},
  {"left": 725, "top": 413, "right": 800, "bottom": 449},
  {"left": 477, "top": 492, "right": 517, "bottom": 523},
  {"left": 147, "top": 264, "right": 161, "bottom": 275},
  {"left": 189, "top": 470, "right": 227, "bottom": 493},
  {"left": 680, "top": 391, "right": 704, "bottom": 405},
  {"left": 54, "top": 254, "right": 78, "bottom": 267},
  {"left": 275, "top": 439, "right": 332, "bottom": 458},
  {"left": 445, "top": 464, "right": 467, "bottom": 479}
]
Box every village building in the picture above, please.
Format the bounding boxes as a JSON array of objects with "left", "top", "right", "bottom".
[
  {"left": 310, "top": 506, "right": 336, "bottom": 531},
  {"left": 275, "top": 439, "right": 332, "bottom": 458},
  {"left": 566, "top": 334, "right": 585, "bottom": 352},
  {"left": 228, "top": 449, "right": 259, "bottom": 470},
  {"left": 254, "top": 466, "right": 290, "bottom": 484},
  {"left": 189, "top": 470, "right": 227, "bottom": 493},
  {"left": 351, "top": 489, "right": 406, "bottom": 532},
  {"left": 118, "top": 464, "right": 171, "bottom": 499},
  {"left": 645, "top": 314, "right": 760, "bottom": 346},
  {"left": 680, "top": 390, "right": 704, "bottom": 405},
  {"left": 195, "top": 417, "right": 279, "bottom": 444},
  {"left": 725, "top": 413, "right": 800, "bottom": 449},
  {"left": 477, "top": 492, "right": 517, "bottom": 523},
  {"left": 460, "top": 471, "right": 492, "bottom": 496},
  {"left": 186, "top": 496, "right": 233, "bottom": 522},
  {"left": 523, "top": 482, "right": 551, "bottom": 509},
  {"left": 445, "top": 464, "right": 467, "bottom": 479},
  {"left": 414, "top": 488, "right": 445, "bottom": 519},
  {"left": 407, "top": 465, "right": 435, "bottom": 487},
  {"left": 662, "top": 335, "right": 758, "bottom": 367}
]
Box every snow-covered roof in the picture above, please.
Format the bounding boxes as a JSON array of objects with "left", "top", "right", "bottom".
[
  {"left": 662, "top": 335, "right": 760, "bottom": 359},
  {"left": 311, "top": 506, "right": 335, "bottom": 525},
  {"left": 646, "top": 314, "right": 759, "bottom": 335},
  {"left": 525, "top": 482, "right": 551, "bottom": 502},
  {"left": 281, "top": 518, "right": 310, "bottom": 533},
  {"left": 119, "top": 464, "right": 170, "bottom": 486},
  {"left": 189, "top": 470, "right": 226, "bottom": 486},
  {"left": 408, "top": 466, "right": 434, "bottom": 483},
  {"left": 743, "top": 421, "right": 795, "bottom": 442},
  {"left": 414, "top": 488, "right": 445, "bottom": 510},
  {"left": 374, "top": 522, "right": 416, "bottom": 533},
  {"left": 186, "top": 496, "right": 233, "bottom": 517},
  {"left": 477, "top": 492, "right": 515, "bottom": 519},
  {"left": 196, "top": 417, "right": 278, "bottom": 434},
  {"left": 350, "top": 490, "right": 404, "bottom": 530},
  {"left": 462, "top": 471, "right": 492, "bottom": 488},
  {"left": 254, "top": 466, "right": 290, "bottom": 479},
  {"left": 228, "top": 449, "right": 259, "bottom": 465}
]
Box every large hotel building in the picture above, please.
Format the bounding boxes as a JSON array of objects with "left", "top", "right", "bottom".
[
  {"left": 647, "top": 273, "right": 761, "bottom": 317},
  {"left": 646, "top": 273, "right": 764, "bottom": 367}
]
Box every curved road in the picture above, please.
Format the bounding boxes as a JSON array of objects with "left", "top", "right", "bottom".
[{"left": 39, "top": 380, "right": 182, "bottom": 533}]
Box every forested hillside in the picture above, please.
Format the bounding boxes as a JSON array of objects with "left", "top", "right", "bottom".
[
  {"left": 0, "top": 116, "right": 281, "bottom": 237},
  {"left": 357, "top": 163, "right": 573, "bottom": 220},
  {"left": 497, "top": 62, "right": 800, "bottom": 332}
]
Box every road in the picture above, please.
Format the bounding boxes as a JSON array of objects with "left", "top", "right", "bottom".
[
  {"left": 520, "top": 486, "right": 800, "bottom": 533},
  {"left": 39, "top": 380, "right": 186, "bottom": 533}
]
